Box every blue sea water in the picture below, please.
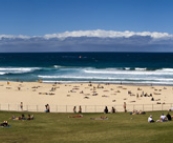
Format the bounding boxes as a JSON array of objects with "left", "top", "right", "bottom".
[{"left": 0, "top": 52, "right": 173, "bottom": 85}]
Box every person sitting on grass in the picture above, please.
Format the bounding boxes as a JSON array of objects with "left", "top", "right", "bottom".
[
  {"left": 11, "top": 115, "right": 22, "bottom": 120},
  {"left": 166, "top": 112, "right": 172, "bottom": 121},
  {"left": 10, "top": 114, "right": 26, "bottom": 120},
  {"left": 0, "top": 121, "right": 9, "bottom": 127},
  {"left": 68, "top": 114, "right": 83, "bottom": 118},
  {"left": 90, "top": 116, "right": 108, "bottom": 120},
  {"left": 130, "top": 110, "right": 146, "bottom": 115},
  {"left": 21, "top": 114, "right": 26, "bottom": 120},
  {"left": 156, "top": 113, "right": 168, "bottom": 122},
  {"left": 160, "top": 113, "right": 168, "bottom": 122},
  {"left": 10, "top": 114, "right": 34, "bottom": 121},
  {"left": 27, "top": 114, "right": 34, "bottom": 120},
  {"left": 148, "top": 115, "right": 155, "bottom": 123}
]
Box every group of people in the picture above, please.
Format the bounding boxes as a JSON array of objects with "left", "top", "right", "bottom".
[
  {"left": 73, "top": 106, "right": 82, "bottom": 113},
  {"left": 104, "top": 102, "right": 126, "bottom": 114},
  {"left": 11, "top": 114, "right": 34, "bottom": 120},
  {"left": 1, "top": 113, "right": 34, "bottom": 127},
  {"left": 104, "top": 106, "right": 117, "bottom": 114},
  {"left": 72, "top": 103, "right": 126, "bottom": 114},
  {"left": 148, "top": 113, "right": 173, "bottom": 123}
]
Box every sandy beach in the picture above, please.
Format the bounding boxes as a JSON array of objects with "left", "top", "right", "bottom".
[{"left": 0, "top": 81, "right": 173, "bottom": 112}]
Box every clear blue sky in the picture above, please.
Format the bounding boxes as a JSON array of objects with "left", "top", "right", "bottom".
[{"left": 0, "top": 0, "right": 173, "bottom": 36}]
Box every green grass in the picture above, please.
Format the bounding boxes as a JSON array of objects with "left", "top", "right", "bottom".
[{"left": 0, "top": 111, "right": 173, "bottom": 143}]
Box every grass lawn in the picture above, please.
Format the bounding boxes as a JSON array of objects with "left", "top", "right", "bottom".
[{"left": 0, "top": 111, "right": 173, "bottom": 143}]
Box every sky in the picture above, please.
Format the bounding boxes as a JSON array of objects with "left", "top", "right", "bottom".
[{"left": 0, "top": 0, "right": 173, "bottom": 52}]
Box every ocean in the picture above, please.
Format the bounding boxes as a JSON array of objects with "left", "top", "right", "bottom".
[{"left": 0, "top": 52, "right": 173, "bottom": 85}]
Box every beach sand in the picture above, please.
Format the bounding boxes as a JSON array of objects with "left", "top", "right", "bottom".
[{"left": 0, "top": 81, "right": 173, "bottom": 112}]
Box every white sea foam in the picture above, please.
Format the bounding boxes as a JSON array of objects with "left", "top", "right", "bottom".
[
  {"left": 0, "top": 67, "right": 40, "bottom": 74},
  {"left": 42, "top": 80, "right": 173, "bottom": 85},
  {"left": 36, "top": 66, "right": 173, "bottom": 86},
  {"left": 125, "top": 67, "right": 130, "bottom": 70},
  {"left": 53, "top": 65, "right": 63, "bottom": 68},
  {"left": 135, "top": 68, "right": 147, "bottom": 71},
  {"left": 1, "top": 66, "right": 171, "bottom": 85},
  {"left": 37, "top": 75, "right": 173, "bottom": 82},
  {"left": 156, "top": 68, "right": 173, "bottom": 72},
  {"left": 0, "top": 72, "right": 6, "bottom": 75},
  {"left": 83, "top": 68, "right": 173, "bottom": 76}
]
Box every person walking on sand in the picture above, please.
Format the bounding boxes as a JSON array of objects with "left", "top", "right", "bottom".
[
  {"left": 111, "top": 107, "right": 116, "bottom": 113},
  {"left": 47, "top": 104, "right": 50, "bottom": 113},
  {"left": 104, "top": 106, "right": 108, "bottom": 114},
  {"left": 73, "top": 106, "right": 77, "bottom": 113},
  {"left": 78, "top": 105, "right": 82, "bottom": 113},
  {"left": 123, "top": 102, "right": 127, "bottom": 112},
  {"left": 20, "top": 102, "right": 23, "bottom": 111}
]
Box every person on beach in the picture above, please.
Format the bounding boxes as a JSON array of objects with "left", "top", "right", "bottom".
[
  {"left": 73, "top": 106, "right": 76, "bottom": 113},
  {"left": 169, "top": 107, "right": 173, "bottom": 111},
  {"left": 78, "top": 105, "right": 82, "bottom": 113},
  {"left": 123, "top": 102, "right": 127, "bottom": 112},
  {"left": 111, "top": 107, "right": 116, "bottom": 113},
  {"left": 104, "top": 106, "right": 108, "bottom": 114},
  {"left": 47, "top": 104, "right": 50, "bottom": 112},
  {"left": 20, "top": 102, "right": 23, "bottom": 110},
  {"left": 45, "top": 104, "right": 48, "bottom": 112},
  {"left": 45, "top": 104, "right": 50, "bottom": 113},
  {"left": 148, "top": 115, "right": 155, "bottom": 123}
]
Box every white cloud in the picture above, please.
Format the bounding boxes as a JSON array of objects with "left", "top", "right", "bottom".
[
  {"left": 0, "top": 34, "right": 30, "bottom": 40},
  {"left": 1, "top": 30, "right": 173, "bottom": 40},
  {"left": 44, "top": 30, "right": 173, "bottom": 39}
]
